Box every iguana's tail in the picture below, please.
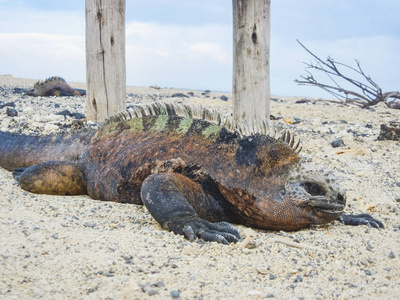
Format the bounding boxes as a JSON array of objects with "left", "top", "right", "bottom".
[{"left": 0, "top": 130, "right": 95, "bottom": 171}]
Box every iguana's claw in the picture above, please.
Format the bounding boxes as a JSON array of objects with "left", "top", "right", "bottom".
[
  {"left": 338, "top": 213, "right": 384, "bottom": 229},
  {"left": 169, "top": 218, "right": 242, "bottom": 244},
  {"left": 183, "top": 225, "right": 195, "bottom": 242}
]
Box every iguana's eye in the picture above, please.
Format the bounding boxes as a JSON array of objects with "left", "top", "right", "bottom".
[
  {"left": 301, "top": 181, "right": 326, "bottom": 196},
  {"left": 279, "top": 187, "right": 286, "bottom": 197}
]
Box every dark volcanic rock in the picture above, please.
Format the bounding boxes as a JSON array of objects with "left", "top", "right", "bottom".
[
  {"left": 331, "top": 138, "right": 345, "bottom": 148},
  {"left": 6, "top": 107, "right": 18, "bottom": 117},
  {"left": 12, "top": 87, "right": 27, "bottom": 94},
  {"left": 56, "top": 110, "right": 86, "bottom": 119},
  {"left": 171, "top": 93, "right": 189, "bottom": 98},
  {"left": 295, "top": 99, "right": 311, "bottom": 104},
  {"left": 220, "top": 95, "right": 229, "bottom": 101},
  {"left": 0, "top": 102, "right": 15, "bottom": 109},
  {"left": 378, "top": 122, "right": 400, "bottom": 141}
]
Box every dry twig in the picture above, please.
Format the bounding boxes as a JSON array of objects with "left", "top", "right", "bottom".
[{"left": 295, "top": 40, "right": 400, "bottom": 109}]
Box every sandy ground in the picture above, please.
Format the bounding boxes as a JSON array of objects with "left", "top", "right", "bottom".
[{"left": 0, "top": 74, "right": 399, "bottom": 299}]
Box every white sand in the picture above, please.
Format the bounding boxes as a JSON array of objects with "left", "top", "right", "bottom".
[{"left": 0, "top": 75, "right": 399, "bottom": 299}]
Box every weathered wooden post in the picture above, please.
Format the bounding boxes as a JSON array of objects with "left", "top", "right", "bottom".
[
  {"left": 85, "top": 0, "right": 126, "bottom": 122},
  {"left": 232, "top": 0, "right": 271, "bottom": 129}
]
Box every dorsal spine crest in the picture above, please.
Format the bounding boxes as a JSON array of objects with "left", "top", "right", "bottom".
[{"left": 102, "top": 102, "right": 301, "bottom": 152}]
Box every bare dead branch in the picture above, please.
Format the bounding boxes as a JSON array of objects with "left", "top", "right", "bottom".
[{"left": 295, "top": 40, "right": 400, "bottom": 109}]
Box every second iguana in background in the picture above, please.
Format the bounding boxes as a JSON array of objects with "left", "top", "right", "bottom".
[
  {"left": 0, "top": 103, "right": 383, "bottom": 244},
  {"left": 25, "top": 76, "right": 86, "bottom": 97}
]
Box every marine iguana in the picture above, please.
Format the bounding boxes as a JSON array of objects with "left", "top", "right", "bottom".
[
  {"left": 25, "top": 76, "right": 86, "bottom": 97},
  {"left": 0, "top": 103, "right": 383, "bottom": 244}
]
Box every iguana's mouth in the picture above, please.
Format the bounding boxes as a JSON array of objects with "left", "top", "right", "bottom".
[{"left": 304, "top": 196, "right": 345, "bottom": 215}]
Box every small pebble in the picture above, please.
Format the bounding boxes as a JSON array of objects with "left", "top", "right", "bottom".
[
  {"left": 389, "top": 251, "right": 396, "bottom": 259},
  {"left": 331, "top": 138, "right": 345, "bottom": 148},
  {"left": 171, "top": 290, "right": 181, "bottom": 298},
  {"left": 6, "top": 107, "right": 18, "bottom": 117},
  {"left": 291, "top": 118, "right": 302, "bottom": 124},
  {"left": 364, "top": 269, "right": 372, "bottom": 276},
  {"left": 294, "top": 275, "right": 303, "bottom": 283},
  {"left": 147, "top": 289, "right": 158, "bottom": 296},
  {"left": 220, "top": 95, "right": 228, "bottom": 101},
  {"left": 19, "top": 121, "right": 29, "bottom": 128},
  {"left": 83, "top": 221, "right": 96, "bottom": 228},
  {"left": 153, "top": 281, "right": 165, "bottom": 287},
  {"left": 106, "top": 271, "right": 114, "bottom": 277},
  {"left": 256, "top": 267, "right": 269, "bottom": 275}
]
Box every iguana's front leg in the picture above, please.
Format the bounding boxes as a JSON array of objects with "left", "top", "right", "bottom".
[{"left": 140, "top": 173, "right": 241, "bottom": 244}]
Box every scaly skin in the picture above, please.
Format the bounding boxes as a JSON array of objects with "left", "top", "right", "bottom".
[{"left": 0, "top": 104, "right": 384, "bottom": 244}]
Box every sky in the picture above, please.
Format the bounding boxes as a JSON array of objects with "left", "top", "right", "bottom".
[{"left": 0, "top": 0, "right": 399, "bottom": 97}]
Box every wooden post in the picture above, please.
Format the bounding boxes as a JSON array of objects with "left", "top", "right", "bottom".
[
  {"left": 85, "top": 0, "right": 126, "bottom": 122},
  {"left": 232, "top": 0, "right": 271, "bottom": 130}
]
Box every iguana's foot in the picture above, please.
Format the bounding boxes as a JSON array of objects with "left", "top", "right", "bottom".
[
  {"left": 167, "top": 216, "right": 241, "bottom": 244},
  {"left": 338, "top": 213, "right": 384, "bottom": 229}
]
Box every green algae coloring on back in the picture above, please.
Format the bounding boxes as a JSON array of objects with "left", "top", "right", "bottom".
[{"left": 0, "top": 102, "right": 384, "bottom": 244}]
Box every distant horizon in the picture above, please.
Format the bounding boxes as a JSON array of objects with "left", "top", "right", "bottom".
[
  {"left": 0, "top": 1, "right": 399, "bottom": 98},
  {"left": 2, "top": 73, "right": 338, "bottom": 101}
]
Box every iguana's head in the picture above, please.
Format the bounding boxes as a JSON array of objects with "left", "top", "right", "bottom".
[
  {"left": 220, "top": 134, "right": 346, "bottom": 230},
  {"left": 277, "top": 166, "right": 347, "bottom": 229}
]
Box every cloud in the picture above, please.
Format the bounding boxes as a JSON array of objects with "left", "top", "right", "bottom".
[
  {"left": 125, "top": 21, "right": 231, "bottom": 59},
  {"left": 188, "top": 42, "right": 229, "bottom": 63},
  {"left": 0, "top": 15, "right": 233, "bottom": 90},
  {"left": 0, "top": 33, "right": 83, "bottom": 58},
  {"left": 125, "top": 21, "right": 232, "bottom": 90},
  {"left": 0, "top": 3, "right": 85, "bottom": 80},
  {"left": 0, "top": 33, "right": 85, "bottom": 80},
  {"left": 0, "top": 6, "right": 84, "bottom": 35}
]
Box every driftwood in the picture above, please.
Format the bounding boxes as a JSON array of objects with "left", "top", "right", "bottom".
[{"left": 295, "top": 40, "right": 400, "bottom": 109}]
